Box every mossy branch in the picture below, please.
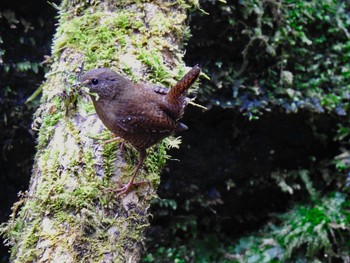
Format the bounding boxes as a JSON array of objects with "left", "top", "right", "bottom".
[{"left": 1, "top": 0, "right": 198, "bottom": 262}]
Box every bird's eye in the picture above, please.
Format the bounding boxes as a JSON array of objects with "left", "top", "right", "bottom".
[{"left": 91, "top": 79, "right": 99, "bottom": 85}]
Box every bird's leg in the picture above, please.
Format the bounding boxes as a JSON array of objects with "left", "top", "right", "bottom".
[
  {"left": 104, "top": 134, "right": 122, "bottom": 144},
  {"left": 103, "top": 134, "right": 126, "bottom": 153},
  {"left": 113, "top": 149, "right": 148, "bottom": 197}
]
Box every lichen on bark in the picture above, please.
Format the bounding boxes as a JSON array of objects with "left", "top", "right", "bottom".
[{"left": 0, "top": 0, "right": 197, "bottom": 262}]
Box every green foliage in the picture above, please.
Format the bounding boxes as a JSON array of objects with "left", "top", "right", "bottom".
[
  {"left": 0, "top": 9, "right": 49, "bottom": 75},
  {"left": 334, "top": 124, "right": 350, "bottom": 180},
  {"left": 144, "top": 192, "right": 350, "bottom": 262},
  {"left": 152, "top": 198, "right": 178, "bottom": 210},
  {"left": 0, "top": 6, "right": 55, "bottom": 165},
  {"left": 226, "top": 192, "right": 350, "bottom": 262},
  {"left": 144, "top": 234, "right": 223, "bottom": 263},
  {"left": 271, "top": 169, "right": 319, "bottom": 198},
  {"left": 278, "top": 192, "right": 350, "bottom": 259},
  {"left": 190, "top": 0, "right": 350, "bottom": 118}
]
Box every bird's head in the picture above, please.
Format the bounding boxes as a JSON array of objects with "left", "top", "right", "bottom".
[{"left": 80, "top": 68, "right": 129, "bottom": 100}]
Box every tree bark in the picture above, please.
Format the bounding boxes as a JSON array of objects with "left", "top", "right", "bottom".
[{"left": 1, "top": 0, "right": 197, "bottom": 262}]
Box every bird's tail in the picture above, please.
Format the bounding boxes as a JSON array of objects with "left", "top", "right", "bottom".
[{"left": 166, "top": 65, "right": 201, "bottom": 118}]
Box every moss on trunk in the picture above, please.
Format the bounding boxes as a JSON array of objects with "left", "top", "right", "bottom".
[{"left": 1, "top": 0, "right": 197, "bottom": 262}]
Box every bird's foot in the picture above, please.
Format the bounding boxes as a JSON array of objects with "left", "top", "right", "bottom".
[{"left": 109, "top": 180, "right": 149, "bottom": 197}]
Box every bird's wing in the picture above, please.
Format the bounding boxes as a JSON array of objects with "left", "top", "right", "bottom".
[{"left": 114, "top": 107, "right": 185, "bottom": 134}]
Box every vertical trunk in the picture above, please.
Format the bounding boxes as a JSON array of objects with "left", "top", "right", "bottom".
[{"left": 1, "top": 0, "right": 197, "bottom": 262}]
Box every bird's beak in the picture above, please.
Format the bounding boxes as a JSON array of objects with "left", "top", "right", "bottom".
[{"left": 80, "top": 79, "right": 90, "bottom": 86}]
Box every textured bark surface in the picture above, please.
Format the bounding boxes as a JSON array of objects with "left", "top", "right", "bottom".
[{"left": 1, "top": 0, "right": 196, "bottom": 262}]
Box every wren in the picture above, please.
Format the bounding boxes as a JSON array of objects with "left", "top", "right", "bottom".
[{"left": 81, "top": 65, "right": 201, "bottom": 196}]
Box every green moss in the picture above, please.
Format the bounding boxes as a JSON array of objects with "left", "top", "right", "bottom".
[
  {"left": 2, "top": 0, "right": 198, "bottom": 261},
  {"left": 53, "top": 10, "right": 143, "bottom": 67},
  {"left": 35, "top": 99, "right": 64, "bottom": 148},
  {"left": 138, "top": 48, "right": 171, "bottom": 83},
  {"left": 144, "top": 143, "right": 169, "bottom": 182},
  {"left": 102, "top": 139, "right": 118, "bottom": 179},
  {"left": 82, "top": 148, "right": 98, "bottom": 179},
  {"left": 76, "top": 95, "right": 95, "bottom": 115},
  {"left": 51, "top": 1, "right": 192, "bottom": 86}
]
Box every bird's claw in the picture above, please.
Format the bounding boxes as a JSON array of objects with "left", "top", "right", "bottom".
[
  {"left": 115, "top": 183, "right": 133, "bottom": 197},
  {"left": 108, "top": 180, "right": 150, "bottom": 197}
]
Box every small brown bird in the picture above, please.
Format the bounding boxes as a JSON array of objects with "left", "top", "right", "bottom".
[{"left": 81, "top": 65, "right": 200, "bottom": 196}]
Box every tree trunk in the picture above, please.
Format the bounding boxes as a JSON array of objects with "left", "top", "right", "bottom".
[{"left": 1, "top": 0, "right": 197, "bottom": 262}]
